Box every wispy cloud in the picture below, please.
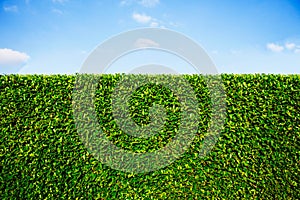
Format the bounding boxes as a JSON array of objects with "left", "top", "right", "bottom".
[
  {"left": 267, "top": 41, "right": 300, "bottom": 53},
  {"left": 285, "top": 42, "right": 296, "bottom": 50},
  {"left": 3, "top": 5, "right": 18, "bottom": 12},
  {"left": 132, "top": 13, "right": 152, "bottom": 24},
  {"left": 123, "top": 1, "right": 177, "bottom": 28},
  {"left": 52, "top": 0, "right": 68, "bottom": 4},
  {"left": 150, "top": 21, "right": 159, "bottom": 27},
  {"left": 0, "top": 48, "right": 30, "bottom": 67},
  {"left": 120, "top": 0, "right": 159, "bottom": 7},
  {"left": 134, "top": 38, "right": 160, "bottom": 48},
  {"left": 120, "top": 0, "right": 132, "bottom": 6},
  {"left": 131, "top": 12, "right": 167, "bottom": 28},
  {"left": 266, "top": 43, "right": 284, "bottom": 52},
  {"left": 52, "top": 8, "right": 64, "bottom": 15},
  {"left": 138, "top": 0, "right": 160, "bottom": 7}
]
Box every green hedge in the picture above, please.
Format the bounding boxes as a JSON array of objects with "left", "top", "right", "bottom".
[{"left": 0, "top": 74, "right": 299, "bottom": 199}]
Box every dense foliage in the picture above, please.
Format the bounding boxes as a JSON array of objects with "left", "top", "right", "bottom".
[{"left": 0, "top": 74, "right": 299, "bottom": 199}]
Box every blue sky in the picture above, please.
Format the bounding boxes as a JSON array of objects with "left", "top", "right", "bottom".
[{"left": 0, "top": 0, "right": 300, "bottom": 74}]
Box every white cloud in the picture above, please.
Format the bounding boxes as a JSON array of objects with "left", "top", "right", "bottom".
[
  {"left": 266, "top": 43, "right": 284, "bottom": 52},
  {"left": 285, "top": 42, "right": 296, "bottom": 50},
  {"left": 120, "top": 0, "right": 159, "bottom": 7},
  {"left": 132, "top": 13, "right": 152, "bottom": 24},
  {"left": 137, "top": 0, "right": 160, "bottom": 7},
  {"left": 150, "top": 21, "right": 159, "bottom": 27},
  {"left": 131, "top": 12, "right": 165, "bottom": 28},
  {"left": 3, "top": 5, "right": 18, "bottom": 12},
  {"left": 267, "top": 41, "right": 300, "bottom": 53},
  {"left": 295, "top": 48, "right": 300, "bottom": 54},
  {"left": 0, "top": 49, "right": 30, "bottom": 67},
  {"left": 134, "top": 38, "right": 160, "bottom": 48}
]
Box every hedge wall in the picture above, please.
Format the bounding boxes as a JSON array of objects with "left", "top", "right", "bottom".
[{"left": 0, "top": 74, "right": 299, "bottom": 199}]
